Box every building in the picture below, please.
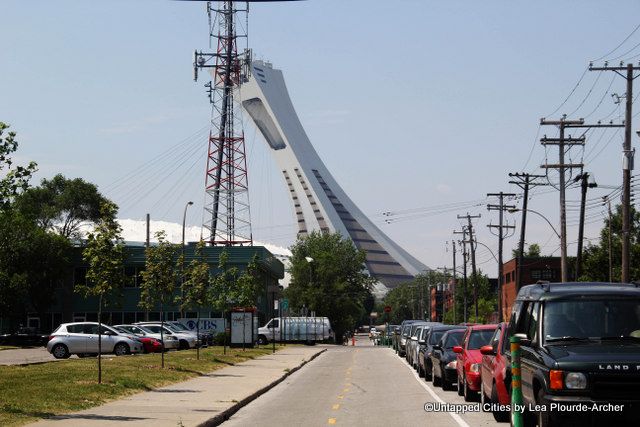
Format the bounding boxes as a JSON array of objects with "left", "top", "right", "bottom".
[
  {"left": 501, "top": 256, "right": 562, "bottom": 319},
  {"left": 240, "top": 60, "right": 427, "bottom": 293},
  {"left": 3, "top": 244, "right": 284, "bottom": 334}
]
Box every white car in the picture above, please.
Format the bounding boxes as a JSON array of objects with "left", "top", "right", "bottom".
[
  {"left": 134, "top": 322, "right": 197, "bottom": 350},
  {"left": 114, "top": 324, "right": 180, "bottom": 350},
  {"left": 47, "top": 322, "right": 143, "bottom": 359}
]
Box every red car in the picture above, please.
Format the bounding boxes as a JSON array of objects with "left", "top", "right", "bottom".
[
  {"left": 479, "top": 322, "right": 510, "bottom": 422},
  {"left": 138, "top": 337, "right": 163, "bottom": 353},
  {"left": 453, "top": 324, "right": 497, "bottom": 402}
]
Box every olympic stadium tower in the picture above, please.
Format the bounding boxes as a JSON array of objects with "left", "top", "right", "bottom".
[{"left": 240, "top": 60, "right": 427, "bottom": 292}]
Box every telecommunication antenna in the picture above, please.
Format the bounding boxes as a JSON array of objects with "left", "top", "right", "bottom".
[{"left": 189, "top": 0, "right": 302, "bottom": 245}]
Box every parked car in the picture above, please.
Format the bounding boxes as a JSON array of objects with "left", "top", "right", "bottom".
[
  {"left": 410, "top": 323, "right": 440, "bottom": 369},
  {"left": 112, "top": 326, "right": 164, "bottom": 353},
  {"left": 422, "top": 325, "right": 462, "bottom": 380},
  {"left": 507, "top": 282, "right": 640, "bottom": 426},
  {"left": 405, "top": 321, "right": 429, "bottom": 364},
  {"left": 134, "top": 322, "right": 197, "bottom": 350},
  {"left": 454, "top": 323, "right": 497, "bottom": 401},
  {"left": 430, "top": 328, "right": 465, "bottom": 390},
  {"left": 479, "top": 322, "right": 510, "bottom": 422},
  {"left": 114, "top": 324, "right": 180, "bottom": 350},
  {"left": 46, "top": 322, "right": 144, "bottom": 359},
  {"left": 0, "top": 326, "right": 48, "bottom": 347},
  {"left": 165, "top": 321, "right": 212, "bottom": 346},
  {"left": 397, "top": 320, "right": 420, "bottom": 357}
]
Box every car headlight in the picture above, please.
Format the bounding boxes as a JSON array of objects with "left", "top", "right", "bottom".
[
  {"left": 470, "top": 363, "right": 481, "bottom": 373},
  {"left": 446, "top": 361, "right": 457, "bottom": 369},
  {"left": 565, "top": 372, "right": 587, "bottom": 389}
]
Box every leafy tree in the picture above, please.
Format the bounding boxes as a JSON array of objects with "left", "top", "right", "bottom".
[
  {"left": 0, "top": 122, "right": 37, "bottom": 209},
  {"left": 0, "top": 210, "right": 70, "bottom": 325},
  {"left": 75, "top": 202, "right": 124, "bottom": 384},
  {"left": 178, "top": 239, "right": 210, "bottom": 360},
  {"left": 15, "top": 174, "right": 112, "bottom": 239},
  {"left": 512, "top": 243, "right": 542, "bottom": 259},
  {"left": 581, "top": 204, "right": 640, "bottom": 282},
  {"left": 209, "top": 251, "right": 239, "bottom": 354},
  {"left": 285, "top": 231, "right": 374, "bottom": 343},
  {"left": 139, "top": 231, "right": 178, "bottom": 367}
]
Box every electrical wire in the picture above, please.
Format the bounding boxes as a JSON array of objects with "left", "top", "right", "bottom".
[{"left": 591, "top": 23, "right": 640, "bottom": 62}]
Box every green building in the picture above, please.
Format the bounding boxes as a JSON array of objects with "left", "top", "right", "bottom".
[{"left": 6, "top": 243, "right": 284, "bottom": 333}]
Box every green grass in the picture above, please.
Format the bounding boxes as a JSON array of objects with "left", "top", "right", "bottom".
[
  {"left": 0, "top": 346, "right": 19, "bottom": 351},
  {"left": 0, "top": 346, "right": 274, "bottom": 426}
]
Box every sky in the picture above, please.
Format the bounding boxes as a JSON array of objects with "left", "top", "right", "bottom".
[{"left": 2, "top": 0, "right": 640, "bottom": 277}]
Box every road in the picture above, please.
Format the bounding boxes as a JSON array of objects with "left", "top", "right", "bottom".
[{"left": 224, "top": 335, "right": 501, "bottom": 427}]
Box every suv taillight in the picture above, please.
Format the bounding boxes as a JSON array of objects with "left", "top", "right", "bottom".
[{"left": 48, "top": 335, "right": 55, "bottom": 342}]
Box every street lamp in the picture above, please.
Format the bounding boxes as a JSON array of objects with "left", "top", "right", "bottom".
[
  {"left": 509, "top": 208, "right": 560, "bottom": 239},
  {"left": 305, "top": 257, "right": 314, "bottom": 342},
  {"left": 180, "top": 201, "right": 194, "bottom": 318}
]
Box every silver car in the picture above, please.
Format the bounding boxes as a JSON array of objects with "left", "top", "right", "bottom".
[
  {"left": 47, "top": 322, "right": 143, "bottom": 359},
  {"left": 114, "top": 324, "right": 180, "bottom": 350},
  {"left": 134, "top": 322, "right": 197, "bottom": 350}
]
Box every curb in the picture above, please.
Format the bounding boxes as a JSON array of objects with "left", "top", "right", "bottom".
[{"left": 199, "top": 348, "right": 328, "bottom": 426}]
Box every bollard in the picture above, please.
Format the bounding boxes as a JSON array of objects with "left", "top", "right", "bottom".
[
  {"left": 352, "top": 334, "right": 356, "bottom": 346},
  {"left": 510, "top": 335, "right": 523, "bottom": 427}
]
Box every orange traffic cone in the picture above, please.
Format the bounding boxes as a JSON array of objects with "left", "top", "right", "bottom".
[{"left": 352, "top": 335, "right": 355, "bottom": 346}]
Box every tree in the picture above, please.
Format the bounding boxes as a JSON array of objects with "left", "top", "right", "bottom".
[
  {"left": 15, "top": 174, "right": 112, "bottom": 239},
  {"left": 139, "top": 231, "right": 178, "bottom": 368},
  {"left": 0, "top": 122, "right": 37, "bottom": 209},
  {"left": 75, "top": 201, "right": 124, "bottom": 384},
  {"left": 209, "top": 251, "right": 239, "bottom": 354},
  {"left": 178, "top": 239, "right": 210, "bottom": 360},
  {"left": 512, "top": 243, "right": 542, "bottom": 259},
  {"left": 0, "top": 210, "right": 70, "bottom": 325},
  {"left": 285, "top": 231, "right": 374, "bottom": 343},
  {"left": 581, "top": 204, "right": 640, "bottom": 282}
]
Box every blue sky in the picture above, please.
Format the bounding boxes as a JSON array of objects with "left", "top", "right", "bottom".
[{"left": 2, "top": 0, "right": 640, "bottom": 275}]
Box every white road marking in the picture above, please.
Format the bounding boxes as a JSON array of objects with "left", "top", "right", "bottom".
[{"left": 401, "top": 355, "right": 472, "bottom": 427}]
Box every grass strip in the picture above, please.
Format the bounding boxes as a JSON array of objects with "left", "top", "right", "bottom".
[
  {"left": 0, "top": 346, "right": 273, "bottom": 426},
  {"left": 0, "top": 346, "right": 20, "bottom": 351}
]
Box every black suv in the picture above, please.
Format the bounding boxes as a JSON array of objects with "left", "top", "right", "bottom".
[{"left": 507, "top": 282, "right": 640, "bottom": 426}]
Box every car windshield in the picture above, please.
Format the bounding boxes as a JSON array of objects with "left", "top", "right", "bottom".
[
  {"left": 402, "top": 326, "right": 412, "bottom": 337},
  {"left": 468, "top": 329, "right": 496, "bottom": 350},
  {"left": 444, "top": 331, "right": 464, "bottom": 348},
  {"left": 543, "top": 298, "right": 640, "bottom": 342},
  {"left": 136, "top": 325, "right": 154, "bottom": 334},
  {"left": 170, "top": 322, "right": 189, "bottom": 331},
  {"left": 113, "top": 326, "right": 128, "bottom": 334},
  {"left": 164, "top": 324, "right": 181, "bottom": 333},
  {"left": 429, "top": 331, "right": 445, "bottom": 345}
]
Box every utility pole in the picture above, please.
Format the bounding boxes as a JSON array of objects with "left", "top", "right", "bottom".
[
  {"left": 574, "top": 172, "right": 597, "bottom": 279},
  {"left": 588, "top": 62, "right": 640, "bottom": 283},
  {"left": 487, "top": 192, "right": 516, "bottom": 322},
  {"left": 509, "top": 173, "right": 546, "bottom": 291},
  {"left": 458, "top": 213, "right": 481, "bottom": 319},
  {"left": 454, "top": 228, "right": 469, "bottom": 323},
  {"left": 451, "top": 240, "right": 457, "bottom": 324},
  {"left": 540, "top": 118, "right": 585, "bottom": 282},
  {"left": 604, "top": 195, "right": 614, "bottom": 282}
]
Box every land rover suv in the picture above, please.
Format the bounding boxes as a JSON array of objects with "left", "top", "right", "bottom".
[{"left": 507, "top": 282, "right": 640, "bottom": 426}]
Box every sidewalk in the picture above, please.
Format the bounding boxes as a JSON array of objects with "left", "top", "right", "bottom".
[{"left": 29, "top": 345, "right": 326, "bottom": 427}]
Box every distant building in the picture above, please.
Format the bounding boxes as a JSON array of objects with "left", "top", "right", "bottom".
[
  {"left": 1, "top": 244, "right": 284, "bottom": 333},
  {"left": 501, "top": 256, "right": 562, "bottom": 318}
]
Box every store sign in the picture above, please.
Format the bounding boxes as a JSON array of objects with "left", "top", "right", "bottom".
[{"left": 178, "top": 318, "right": 225, "bottom": 334}]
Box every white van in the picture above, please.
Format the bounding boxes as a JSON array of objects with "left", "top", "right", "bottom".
[{"left": 258, "top": 317, "right": 332, "bottom": 344}]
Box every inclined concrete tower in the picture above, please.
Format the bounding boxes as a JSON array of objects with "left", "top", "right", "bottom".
[{"left": 240, "top": 60, "right": 427, "bottom": 291}]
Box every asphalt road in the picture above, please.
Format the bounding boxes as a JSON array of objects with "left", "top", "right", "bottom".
[
  {"left": 0, "top": 346, "right": 60, "bottom": 365},
  {"left": 224, "top": 335, "right": 502, "bottom": 427}
]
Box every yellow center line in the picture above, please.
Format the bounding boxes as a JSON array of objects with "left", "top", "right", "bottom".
[
  {"left": 328, "top": 418, "right": 337, "bottom": 425},
  {"left": 343, "top": 388, "right": 350, "bottom": 392},
  {"left": 345, "top": 383, "right": 351, "bottom": 387},
  {"left": 337, "top": 395, "right": 344, "bottom": 399},
  {"left": 332, "top": 404, "right": 340, "bottom": 410}
]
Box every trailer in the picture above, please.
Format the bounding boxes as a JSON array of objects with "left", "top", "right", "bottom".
[{"left": 257, "top": 317, "right": 332, "bottom": 344}]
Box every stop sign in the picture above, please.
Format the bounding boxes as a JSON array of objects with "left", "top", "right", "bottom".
[{"left": 384, "top": 305, "right": 392, "bottom": 313}]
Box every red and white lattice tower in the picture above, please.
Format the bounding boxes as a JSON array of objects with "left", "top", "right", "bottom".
[{"left": 194, "top": 1, "right": 252, "bottom": 246}]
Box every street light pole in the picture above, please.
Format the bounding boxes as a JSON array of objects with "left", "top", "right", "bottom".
[{"left": 181, "top": 201, "right": 194, "bottom": 318}]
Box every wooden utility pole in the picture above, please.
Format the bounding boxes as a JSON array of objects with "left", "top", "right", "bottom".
[
  {"left": 540, "top": 118, "right": 585, "bottom": 282},
  {"left": 509, "top": 173, "right": 546, "bottom": 291},
  {"left": 458, "top": 213, "right": 481, "bottom": 319},
  {"left": 454, "top": 228, "right": 469, "bottom": 323},
  {"left": 487, "top": 192, "right": 516, "bottom": 322},
  {"left": 588, "top": 62, "right": 640, "bottom": 282},
  {"left": 574, "top": 172, "right": 597, "bottom": 279},
  {"left": 451, "top": 240, "right": 457, "bottom": 323}
]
